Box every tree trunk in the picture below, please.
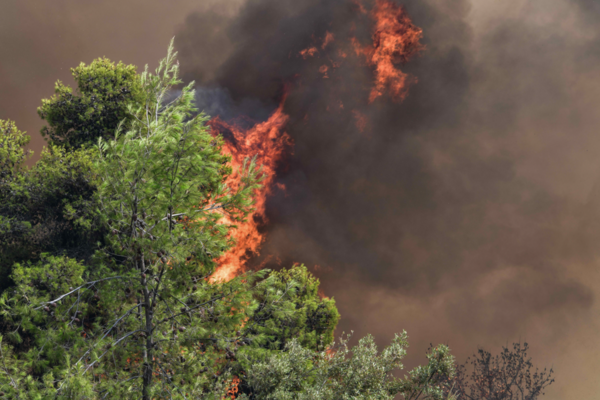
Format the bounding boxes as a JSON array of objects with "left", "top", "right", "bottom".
[{"left": 140, "top": 255, "right": 153, "bottom": 400}]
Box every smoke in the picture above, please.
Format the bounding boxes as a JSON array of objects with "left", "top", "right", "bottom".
[
  {"left": 1, "top": 0, "right": 599, "bottom": 397},
  {"left": 176, "top": 0, "right": 600, "bottom": 398},
  {"left": 0, "top": 0, "right": 243, "bottom": 155}
]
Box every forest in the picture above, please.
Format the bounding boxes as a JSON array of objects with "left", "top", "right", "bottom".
[{"left": 0, "top": 41, "right": 554, "bottom": 399}]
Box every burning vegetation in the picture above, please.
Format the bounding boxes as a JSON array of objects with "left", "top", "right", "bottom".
[
  {"left": 208, "top": 95, "right": 292, "bottom": 282},
  {"left": 209, "top": 0, "right": 423, "bottom": 280}
]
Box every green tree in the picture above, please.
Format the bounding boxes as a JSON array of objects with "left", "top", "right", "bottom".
[
  {"left": 241, "top": 332, "right": 457, "bottom": 400},
  {"left": 1, "top": 50, "right": 342, "bottom": 398},
  {"left": 38, "top": 57, "right": 143, "bottom": 149},
  {"left": 234, "top": 264, "right": 340, "bottom": 396},
  {"left": 0, "top": 119, "right": 32, "bottom": 180},
  {"left": 243, "top": 264, "right": 340, "bottom": 351},
  {"left": 0, "top": 121, "right": 102, "bottom": 291}
]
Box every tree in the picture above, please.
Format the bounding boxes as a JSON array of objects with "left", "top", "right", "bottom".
[
  {"left": 437, "top": 341, "right": 555, "bottom": 400},
  {"left": 241, "top": 333, "right": 458, "bottom": 400},
  {"left": 242, "top": 264, "right": 340, "bottom": 352},
  {"left": 0, "top": 119, "right": 32, "bottom": 180},
  {"left": 0, "top": 121, "right": 102, "bottom": 291},
  {"left": 0, "top": 58, "right": 140, "bottom": 287},
  {"left": 233, "top": 264, "right": 341, "bottom": 396},
  {"left": 0, "top": 39, "right": 256, "bottom": 398},
  {"left": 38, "top": 57, "right": 143, "bottom": 149}
]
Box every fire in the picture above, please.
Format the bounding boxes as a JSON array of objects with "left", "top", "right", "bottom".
[
  {"left": 206, "top": 0, "right": 423, "bottom": 282},
  {"left": 209, "top": 95, "right": 291, "bottom": 282},
  {"left": 298, "top": 0, "right": 423, "bottom": 103},
  {"left": 353, "top": 0, "right": 423, "bottom": 102},
  {"left": 353, "top": 0, "right": 367, "bottom": 14}
]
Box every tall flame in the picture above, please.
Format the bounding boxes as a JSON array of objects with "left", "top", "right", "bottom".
[
  {"left": 207, "top": 0, "right": 423, "bottom": 282},
  {"left": 208, "top": 95, "right": 291, "bottom": 282}
]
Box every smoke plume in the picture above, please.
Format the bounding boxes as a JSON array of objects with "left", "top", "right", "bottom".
[
  {"left": 176, "top": 0, "right": 600, "bottom": 398},
  {"left": 1, "top": 0, "right": 600, "bottom": 398}
]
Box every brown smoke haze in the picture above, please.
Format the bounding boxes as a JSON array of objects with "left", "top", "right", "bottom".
[{"left": 2, "top": 0, "right": 600, "bottom": 398}]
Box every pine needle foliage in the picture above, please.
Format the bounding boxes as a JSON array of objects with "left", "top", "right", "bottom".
[
  {"left": 0, "top": 122, "right": 102, "bottom": 290},
  {"left": 38, "top": 57, "right": 143, "bottom": 149}
]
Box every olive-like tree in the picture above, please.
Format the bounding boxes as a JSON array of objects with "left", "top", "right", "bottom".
[{"left": 437, "top": 341, "right": 555, "bottom": 400}]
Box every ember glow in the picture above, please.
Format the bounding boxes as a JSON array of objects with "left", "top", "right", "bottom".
[{"left": 208, "top": 95, "right": 291, "bottom": 282}]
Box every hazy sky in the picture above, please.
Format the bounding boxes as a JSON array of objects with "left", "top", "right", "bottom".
[{"left": 2, "top": 1, "right": 600, "bottom": 398}]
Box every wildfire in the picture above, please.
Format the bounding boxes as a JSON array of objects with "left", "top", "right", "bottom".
[
  {"left": 208, "top": 95, "right": 291, "bottom": 282},
  {"left": 353, "top": 0, "right": 424, "bottom": 103},
  {"left": 207, "top": 0, "right": 423, "bottom": 283},
  {"left": 298, "top": 0, "right": 423, "bottom": 103}
]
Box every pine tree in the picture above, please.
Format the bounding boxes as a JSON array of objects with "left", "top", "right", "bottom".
[{"left": 38, "top": 57, "right": 143, "bottom": 149}]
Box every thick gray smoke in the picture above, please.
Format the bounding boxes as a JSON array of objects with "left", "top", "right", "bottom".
[{"left": 176, "top": 0, "right": 600, "bottom": 398}]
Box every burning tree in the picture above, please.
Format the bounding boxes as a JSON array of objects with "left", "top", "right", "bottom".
[{"left": 436, "top": 341, "right": 555, "bottom": 400}]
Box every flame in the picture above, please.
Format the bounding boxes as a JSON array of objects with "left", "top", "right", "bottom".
[
  {"left": 209, "top": 96, "right": 291, "bottom": 282},
  {"left": 299, "top": 0, "right": 423, "bottom": 103},
  {"left": 353, "top": 0, "right": 423, "bottom": 102},
  {"left": 205, "top": 0, "right": 423, "bottom": 282},
  {"left": 353, "top": 0, "right": 367, "bottom": 14}
]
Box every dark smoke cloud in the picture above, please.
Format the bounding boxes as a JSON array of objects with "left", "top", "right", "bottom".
[
  {"left": 1, "top": 0, "right": 599, "bottom": 398},
  {"left": 176, "top": 0, "right": 600, "bottom": 398}
]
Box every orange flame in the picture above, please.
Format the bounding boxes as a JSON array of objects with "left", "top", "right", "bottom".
[
  {"left": 206, "top": 0, "right": 423, "bottom": 283},
  {"left": 209, "top": 96, "right": 291, "bottom": 282},
  {"left": 353, "top": 0, "right": 367, "bottom": 14},
  {"left": 353, "top": 0, "right": 423, "bottom": 103}
]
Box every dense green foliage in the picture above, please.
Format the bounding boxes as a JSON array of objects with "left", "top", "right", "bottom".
[
  {"left": 0, "top": 41, "right": 459, "bottom": 399},
  {"left": 242, "top": 333, "right": 456, "bottom": 400},
  {"left": 0, "top": 124, "right": 102, "bottom": 291},
  {"left": 38, "top": 57, "right": 143, "bottom": 149},
  {"left": 243, "top": 265, "right": 340, "bottom": 352},
  {"left": 0, "top": 120, "right": 31, "bottom": 178}
]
